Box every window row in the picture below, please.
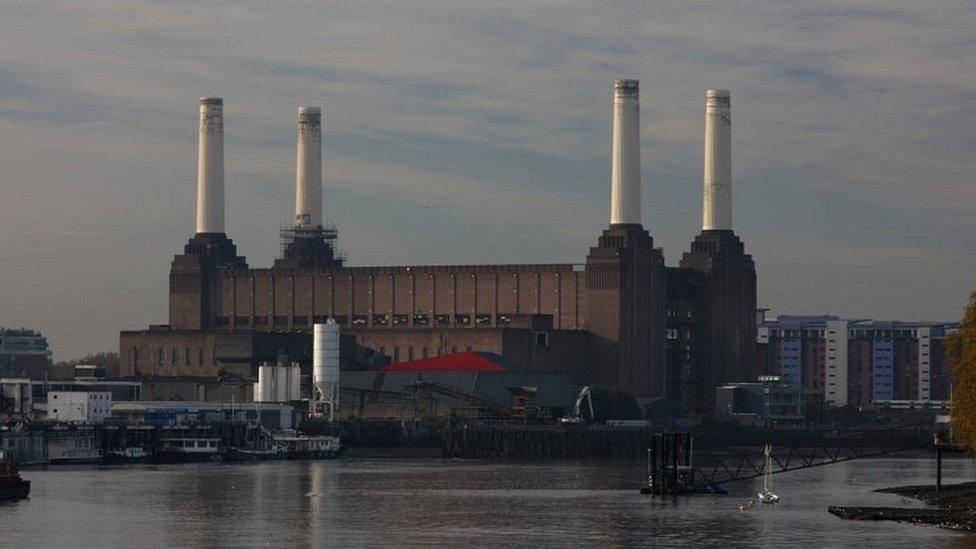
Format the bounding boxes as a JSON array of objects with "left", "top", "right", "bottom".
[
  {"left": 212, "top": 313, "right": 509, "bottom": 327},
  {"left": 132, "top": 347, "right": 210, "bottom": 368}
]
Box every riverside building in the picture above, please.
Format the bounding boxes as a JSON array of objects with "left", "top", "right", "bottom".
[
  {"left": 0, "top": 328, "right": 52, "bottom": 380},
  {"left": 756, "top": 313, "right": 955, "bottom": 408},
  {"left": 120, "top": 83, "right": 758, "bottom": 415}
]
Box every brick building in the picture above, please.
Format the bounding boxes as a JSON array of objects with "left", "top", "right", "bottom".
[
  {"left": 756, "top": 313, "right": 955, "bottom": 407},
  {"left": 119, "top": 84, "right": 757, "bottom": 413}
]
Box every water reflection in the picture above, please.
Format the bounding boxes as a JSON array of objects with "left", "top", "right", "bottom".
[{"left": 1, "top": 457, "right": 974, "bottom": 547}]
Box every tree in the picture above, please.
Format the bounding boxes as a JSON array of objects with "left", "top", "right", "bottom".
[
  {"left": 53, "top": 351, "right": 120, "bottom": 378},
  {"left": 948, "top": 291, "right": 976, "bottom": 453}
]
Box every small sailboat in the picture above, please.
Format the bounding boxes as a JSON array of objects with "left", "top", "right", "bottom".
[{"left": 758, "top": 444, "right": 779, "bottom": 504}]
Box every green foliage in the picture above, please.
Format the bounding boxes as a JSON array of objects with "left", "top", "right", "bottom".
[
  {"left": 949, "top": 292, "right": 976, "bottom": 454},
  {"left": 588, "top": 386, "right": 641, "bottom": 422},
  {"left": 80, "top": 352, "right": 119, "bottom": 369}
]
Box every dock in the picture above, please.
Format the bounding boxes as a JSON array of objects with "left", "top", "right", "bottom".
[{"left": 442, "top": 424, "right": 652, "bottom": 459}]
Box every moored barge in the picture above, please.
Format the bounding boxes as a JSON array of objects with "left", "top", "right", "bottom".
[
  {"left": 275, "top": 435, "right": 343, "bottom": 459},
  {"left": 0, "top": 456, "right": 30, "bottom": 501}
]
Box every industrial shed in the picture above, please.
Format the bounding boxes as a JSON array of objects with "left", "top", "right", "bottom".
[{"left": 340, "top": 352, "right": 573, "bottom": 420}]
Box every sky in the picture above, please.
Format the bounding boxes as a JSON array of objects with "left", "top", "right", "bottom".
[{"left": 0, "top": 1, "right": 974, "bottom": 360}]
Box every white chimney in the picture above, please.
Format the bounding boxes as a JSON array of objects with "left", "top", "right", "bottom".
[
  {"left": 610, "top": 79, "right": 641, "bottom": 226},
  {"left": 295, "top": 106, "right": 322, "bottom": 229},
  {"left": 195, "top": 97, "right": 224, "bottom": 234},
  {"left": 702, "top": 89, "right": 732, "bottom": 231}
]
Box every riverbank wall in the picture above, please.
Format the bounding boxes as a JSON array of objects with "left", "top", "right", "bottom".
[{"left": 442, "top": 425, "right": 652, "bottom": 459}]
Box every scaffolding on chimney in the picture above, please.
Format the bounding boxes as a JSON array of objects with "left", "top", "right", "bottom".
[{"left": 277, "top": 223, "right": 344, "bottom": 267}]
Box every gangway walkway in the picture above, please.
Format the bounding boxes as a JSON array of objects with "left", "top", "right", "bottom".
[{"left": 692, "top": 424, "right": 933, "bottom": 487}]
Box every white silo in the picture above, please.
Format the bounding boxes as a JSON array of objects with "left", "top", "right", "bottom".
[
  {"left": 253, "top": 360, "right": 301, "bottom": 402},
  {"left": 289, "top": 362, "right": 302, "bottom": 401},
  {"left": 275, "top": 364, "right": 288, "bottom": 402},
  {"left": 254, "top": 361, "right": 274, "bottom": 402},
  {"left": 313, "top": 320, "right": 340, "bottom": 420}
]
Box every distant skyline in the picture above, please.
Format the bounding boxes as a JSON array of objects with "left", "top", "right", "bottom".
[{"left": 1, "top": 1, "right": 974, "bottom": 360}]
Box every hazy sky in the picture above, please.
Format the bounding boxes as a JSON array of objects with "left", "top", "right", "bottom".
[{"left": 1, "top": 1, "right": 974, "bottom": 360}]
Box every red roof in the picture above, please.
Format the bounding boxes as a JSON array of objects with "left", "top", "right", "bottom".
[{"left": 379, "top": 351, "right": 510, "bottom": 373}]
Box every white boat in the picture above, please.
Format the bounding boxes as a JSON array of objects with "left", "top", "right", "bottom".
[
  {"left": 225, "top": 445, "right": 286, "bottom": 462},
  {"left": 105, "top": 446, "right": 151, "bottom": 463},
  {"left": 758, "top": 444, "right": 779, "bottom": 504},
  {"left": 274, "top": 435, "right": 343, "bottom": 459}
]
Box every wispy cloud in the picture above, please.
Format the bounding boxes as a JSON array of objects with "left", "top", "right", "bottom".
[{"left": 0, "top": 0, "right": 973, "bottom": 357}]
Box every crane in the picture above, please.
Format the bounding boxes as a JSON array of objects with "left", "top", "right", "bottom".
[{"left": 560, "top": 386, "right": 594, "bottom": 424}]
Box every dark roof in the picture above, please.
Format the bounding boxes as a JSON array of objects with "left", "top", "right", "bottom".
[{"left": 341, "top": 370, "right": 572, "bottom": 409}]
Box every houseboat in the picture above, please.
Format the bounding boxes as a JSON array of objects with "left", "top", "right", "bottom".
[
  {"left": 46, "top": 427, "right": 103, "bottom": 464},
  {"left": 155, "top": 437, "right": 222, "bottom": 463},
  {"left": 224, "top": 445, "right": 286, "bottom": 462},
  {"left": 104, "top": 446, "right": 152, "bottom": 464},
  {"left": 276, "top": 435, "right": 343, "bottom": 459}
]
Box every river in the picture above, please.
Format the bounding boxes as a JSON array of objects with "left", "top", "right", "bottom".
[{"left": 2, "top": 455, "right": 974, "bottom": 547}]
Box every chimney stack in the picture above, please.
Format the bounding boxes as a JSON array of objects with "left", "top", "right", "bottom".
[
  {"left": 702, "top": 89, "right": 732, "bottom": 231},
  {"left": 196, "top": 97, "right": 224, "bottom": 234},
  {"left": 295, "top": 106, "right": 322, "bottom": 229},
  {"left": 610, "top": 79, "right": 641, "bottom": 226}
]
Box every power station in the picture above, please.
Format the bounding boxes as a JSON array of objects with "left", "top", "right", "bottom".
[{"left": 119, "top": 80, "right": 756, "bottom": 415}]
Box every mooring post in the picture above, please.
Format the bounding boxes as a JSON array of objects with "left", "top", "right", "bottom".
[
  {"left": 647, "top": 447, "right": 653, "bottom": 490},
  {"left": 651, "top": 435, "right": 658, "bottom": 493},
  {"left": 672, "top": 434, "right": 678, "bottom": 487}
]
